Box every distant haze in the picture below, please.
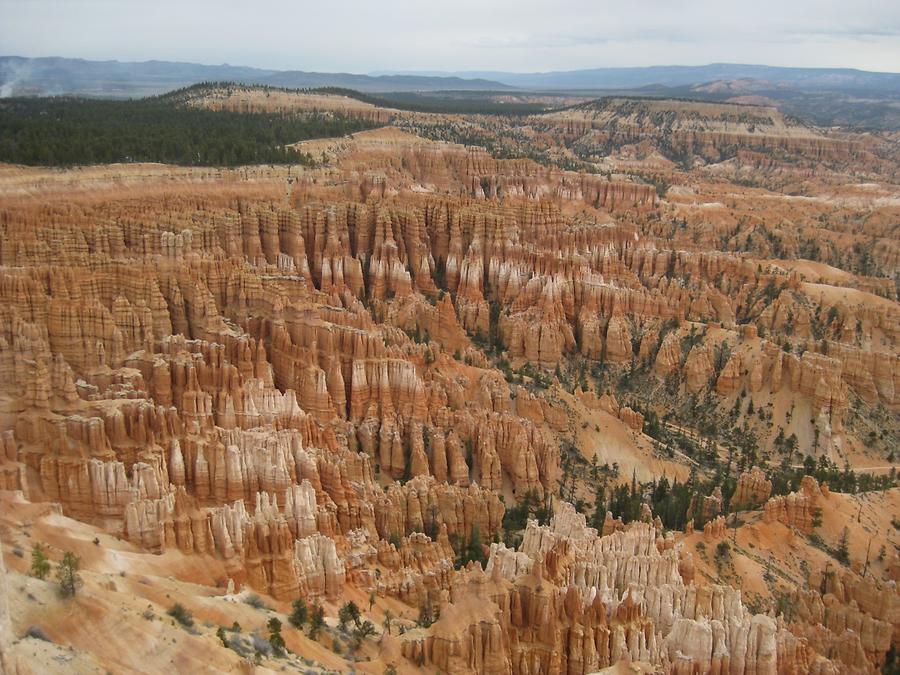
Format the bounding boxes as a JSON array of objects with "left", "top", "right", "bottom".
[{"left": 1, "top": 0, "right": 898, "bottom": 73}]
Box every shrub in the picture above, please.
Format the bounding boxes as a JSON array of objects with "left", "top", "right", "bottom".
[
  {"left": 25, "top": 625, "right": 51, "bottom": 642},
  {"left": 251, "top": 633, "right": 272, "bottom": 657},
  {"left": 244, "top": 593, "right": 269, "bottom": 610},
  {"left": 715, "top": 541, "right": 731, "bottom": 560},
  {"left": 774, "top": 592, "right": 795, "bottom": 621},
  {"left": 226, "top": 633, "right": 251, "bottom": 658},
  {"left": 811, "top": 507, "right": 823, "bottom": 529},
  {"left": 167, "top": 603, "right": 194, "bottom": 629}
]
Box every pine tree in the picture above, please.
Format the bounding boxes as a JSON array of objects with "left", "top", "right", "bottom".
[
  {"left": 351, "top": 620, "right": 376, "bottom": 652},
  {"left": 30, "top": 544, "right": 50, "bottom": 580},
  {"left": 308, "top": 603, "right": 326, "bottom": 639},
  {"left": 338, "top": 601, "right": 361, "bottom": 630},
  {"left": 457, "top": 524, "right": 487, "bottom": 568},
  {"left": 418, "top": 596, "right": 435, "bottom": 627},
  {"left": 836, "top": 527, "right": 850, "bottom": 565},
  {"left": 288, "top": 598, "right": 308, "bottom": 629},
  {"left": 267, "top": 617, "right": 286, "bottom": 657},
  {"left": 56, "top": 551, "right": 82, "bottom": 598}
]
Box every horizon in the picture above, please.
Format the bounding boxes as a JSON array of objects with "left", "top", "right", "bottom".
[
  {"left": 4, "top": 55, "right": 900, "bottom": 79},
  {"left": 2, "top": 0, "right": 898, "bottom": 73}
]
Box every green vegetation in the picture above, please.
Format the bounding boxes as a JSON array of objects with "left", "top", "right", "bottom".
[
  {"left": 781, "top": 455, "right": 895, "bottom": 495},
  {"left": 597, "top": 452, "right": 895, "bottom": 535},
  {"left": 836, "top": 527, "right": 850, "bottom": 565},
  {"left": 288, "top": 598, "right": 308, "bottom": 629},
  {"left": 338, "top": 601, "right": 361, "bottom": 630},
  {"left": 308, "top": 603, "right": 326, "bottom": 639},
  {"left": 56, "top": 551, "right": 82, "bottom": 598},
  {"left": 0, "top": 95, "right": 375, "bottom": 166},
  {"left": 312, "top": 87, "right": 550, "bottom": 116},
  {"left": 501, "top": 488, "right": 552, "bottom": 547},
  {"left": 350, "top": 620, "right": 376, "bottom": 652},
  {"left": 454, "top": 523, "right": 488, "bottom": 569},
  {"left": 417, "top": 596, "right": 436, "bottom": 628},
  {"left": 30, "top": 544, "right": 50, "bottom": 580},
  {"left": 167, "top": 603, "right": 194, "bottom": 629},
  {"left": 267, "top": 617, "right": 286, "bottom": 657},
  {"left": 715, "top": 541, "right": 732, "bottom": 571}
]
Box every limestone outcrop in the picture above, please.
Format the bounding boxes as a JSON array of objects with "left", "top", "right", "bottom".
[
  {"left": 403, "top": 504, "right": 788, "bottom": 674},
  {"left": 763, "top": 476, "right": 824, "bottom": 534},
  {"left": 732, "top": 467, "right": 773, "bottom": 510}
]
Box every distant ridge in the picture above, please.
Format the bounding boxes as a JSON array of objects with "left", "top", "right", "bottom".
[
  {"left": 372, "top": 63, "right": 900, "bottom": 92},
  {"left": 0, "top": 56, "right": 513, "bottom": 98},
  {"left": 3, "top": 57, "right": 897, "bottom": 128}
]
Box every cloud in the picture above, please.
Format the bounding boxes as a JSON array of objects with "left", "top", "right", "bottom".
[{"left": 0, "top": 0, "right": 898, "bottom": 72}]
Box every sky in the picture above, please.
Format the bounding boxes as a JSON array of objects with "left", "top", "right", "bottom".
[{"left": 2, "top": 0, "right": 899, "bottom": 73}]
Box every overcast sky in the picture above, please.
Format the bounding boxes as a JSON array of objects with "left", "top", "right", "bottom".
[{"left": 2, "top": 0, "right": 899, "bottom": 73}]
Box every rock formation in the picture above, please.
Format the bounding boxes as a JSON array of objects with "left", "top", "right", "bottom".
[
  {"left": 763, "top": 476, "right": 824, "bottom": 534},
  {"left": 733, "top": 467, "right": 773, "bottom": 510},
  {"left": 0, "top": 112, "right": 897, "bottom": 674}
]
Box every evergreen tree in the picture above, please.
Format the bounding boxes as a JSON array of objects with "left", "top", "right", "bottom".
[
  {"left": 0, "top": 93, "right": 375, "bottom": 167},
  {"left": 308, "top": 603, "right": 326, "bottom": 639},
  {"left": 836, "top": 527, "right": 850, "bottom": 564},
  {"left": 267, "top": 617, "right": 286, "bottom": 657},
  {"left": 288, "top": 598, "right": 308, "bottom": 629},
  {"left": 457, "top": 524, "right": 487, "bottom": 568},
  {"left": 338, "top": 601, "right": 361, "bottom": 629},
  {"left": 418, "top": 596, "right": 435, "bottom": 627},
  {"left": 351, "top": 620, "right": 376, "bottom": 652},
  {"left": 30, "top": 544, "right": 50, "bottom": 580},
  {"left": 56, "top": 551, "right": 82, "bottom": 598},
  {"left": 590, "top": 486, "right": 607, "bottom": 531}
]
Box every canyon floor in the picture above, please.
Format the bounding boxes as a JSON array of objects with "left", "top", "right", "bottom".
[{"left": 0, "top": 90, "right": 898, "bottom": 674}]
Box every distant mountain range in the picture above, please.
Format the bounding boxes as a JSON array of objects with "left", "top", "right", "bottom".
[
  {"left": 5, "top": 57, "right": 900, "bottom": 100},
  {"left": 2, "top": 57, "right": 898, "bottom": 129},
  {"left": 0, "top": 56, "right": 512, "bottom": 97},
  {"left": 374, "top": 63, "right": 900, "bottom": 93}
]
